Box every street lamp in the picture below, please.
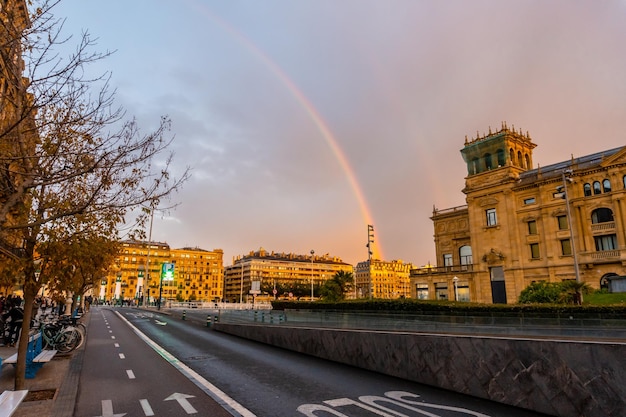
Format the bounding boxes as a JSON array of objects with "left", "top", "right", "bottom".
[
  {"left": 239, "top": 259, "right": 245, "bottom": 304},
  {"left": 453, "top": 276, "right": 459, "bottom": 301},
  {"left": 559, "top": 170, "right": 581, "bottom": 283},
  {"left": 310, "top": 249, "right": 315, "bottom": 301}
]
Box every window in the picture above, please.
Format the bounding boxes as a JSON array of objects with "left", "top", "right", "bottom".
[
  {"left": 530, "top": 243, "right": 540, "bottom": 259},
  {"left": 583, "top": 183, "right": 592, "bottom": 197},
  {"left": 497, "top": 149, "right": 505, "bottom": 167},
  {"left": 416, "top": 284, "right": 429, "bottom": 300},
  {"left": 459, "top": 246, "right": 473, "bottom": 266},
  {"left": 603, "top": 179, "right": 612, "bottom": 193},
  {"left": 557, "top": 215, "right": 568, "bottom": 230},
  {"left": 443, "top": 254, "right": 453, "bottom": 267},
  {"left": 623, "top": 175, "right": 626, "bottom": 189},
  {"left": 435, "top": 283, "right": 448, "bottom": 300},
  {"left": 524, "top": 197, "right": 536, "bottom": 205},
  {"left": 595, "top": 234, "right": 617, "bottom": 251},
  {"left": 560, "top": 239, "right": 572, "bottom": 256},
  {"left": 486, "top": 208, "right": 497, "bottom": 226},
  {"left": 593, "top": 181, "right": 602, "bottom": 195},
  {"left": 591, "top": 208, "right": 614, "bottom": 224},
  {"left": 484, "top": 153, "right": 493, "bottom": 170},
  {"left": 527, "top": 220, "right": 537, "bottom": 234}
]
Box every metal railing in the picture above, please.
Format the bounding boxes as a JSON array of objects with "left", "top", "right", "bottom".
[{"left": 215, "top": 309, "right": 626, "bottom": 340}]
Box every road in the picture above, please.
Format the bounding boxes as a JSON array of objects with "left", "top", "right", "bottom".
[{"left": 75, "top": 306, "right": 550, "bottom": 416}]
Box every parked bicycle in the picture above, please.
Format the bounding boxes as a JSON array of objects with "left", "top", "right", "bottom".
[{"left": 32, "top": 314, "right": 84, "bottom": 353}]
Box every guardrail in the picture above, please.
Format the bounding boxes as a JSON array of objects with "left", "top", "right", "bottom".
[{"left": 216, "top": 309, "right": 626, "bottom": 339}]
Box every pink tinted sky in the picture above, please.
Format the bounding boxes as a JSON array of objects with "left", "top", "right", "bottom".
[{"left": 54, "top": 0, "right": 626, "bottom": 266}]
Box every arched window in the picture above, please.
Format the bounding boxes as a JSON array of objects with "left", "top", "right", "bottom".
[
  {"left": 497, "top": 149, "right": 505, "bottom": 167},
  {"left": 525, "top": 154, "right": 530, "bottom": 169},
  {"left": 603, "top": 179, "right": 612, "bottom": 193},
  {"left": 623, "top": 175, "right": 626, "bottom": 189},
  {"left": 517, "top": 151, "right": 523, "bottom": 167},
  {"left": 484, "top": 153, "right": 492, "bottom": 170},
  {"left": 509, "top": 148, "right": 515, "bottom": 166},
  {"left": 459, "top": 246, "right": 473, "bottom": 266},
  {"left": 583, "top": 183, "right": 592, "bottom": 197},
  {"left": 593, "top": 181, "right": 602, "bottom": 195},
  {"left": 591, "top": 208, "right": 614, "bottom": 224},
  {"left": 470, "top": 158, "right": 479, "bottom": 175}
]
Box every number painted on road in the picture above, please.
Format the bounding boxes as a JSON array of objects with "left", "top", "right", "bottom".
[{"left": 297, "top": 391, "right": 491, "bottom": 416}]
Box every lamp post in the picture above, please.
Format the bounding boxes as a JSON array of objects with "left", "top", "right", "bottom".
[
  {"left": 453, "top": 276, "right": 459, "bottom": 301},
  {"left": 310, "top": 249, "right": 315, "bottom": 301},
  {"left": 144, "top": 206, "right": 155, "bottom": 305},
  {"left": 561, "top": 170, "right": 581, "bottom": 283},
  {"left": 239, "top": 259, "right": 245, "bottom": 304}
]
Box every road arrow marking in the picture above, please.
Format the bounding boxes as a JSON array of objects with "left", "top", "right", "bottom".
[
  {"left": 95, "top": 399, "right": 127, "bottom": 417},
  {"left": 155, "top": 320, "right": 167, "bottom": 326},
  {"left": 139, "top": 399, "right": 154, "bottom": 416},
  {"left": 165, "top": 392, "right": 197, "bottom": 414}
]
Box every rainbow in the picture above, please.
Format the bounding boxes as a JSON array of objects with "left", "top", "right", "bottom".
[{"left": 183, "top": 1, "right": 383, "bottom": 260}]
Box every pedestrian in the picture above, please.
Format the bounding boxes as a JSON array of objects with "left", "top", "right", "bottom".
[{"left": 2, "top": 301, "right": 24, "bottom": 346}]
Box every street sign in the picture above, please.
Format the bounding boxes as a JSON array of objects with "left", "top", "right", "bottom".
[{"left": 161, "top": 262, "right": 175, "bottom": 281}]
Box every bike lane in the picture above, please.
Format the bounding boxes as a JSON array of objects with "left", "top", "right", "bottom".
[{"left": 74, "top": 307, "right": 238, "bottom": 417}]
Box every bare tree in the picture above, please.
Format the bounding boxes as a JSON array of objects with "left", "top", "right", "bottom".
[{"left": 0, "top": 0, "right": 190, "bottom": 389}]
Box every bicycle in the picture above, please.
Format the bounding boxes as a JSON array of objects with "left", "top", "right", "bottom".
[{"left": 32, "top": 314, "right": 84, "bottom": 353}]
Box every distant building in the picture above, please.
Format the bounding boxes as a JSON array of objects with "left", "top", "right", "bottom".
[
  {"left": 223, "top": 248, "right": 353, "bottom": 302},
  {"left": 411, "top": 122, "right": 626, "bottom": 303},
  {"left": 100, "top": 241, "right": 224, "bottom": 304},
  {"left": 355, "top": 259, "right": 413, "bottom": 299}
]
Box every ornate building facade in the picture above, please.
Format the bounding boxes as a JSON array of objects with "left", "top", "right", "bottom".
[
  {"left": 99, "top": 241, "right": 224, "bottom": 304},
  {"left": 223, "top": 248, "right": 353, "bottom": 303},
  {"left": 411, "top": 122, "right": 626, "bottom": 303}
]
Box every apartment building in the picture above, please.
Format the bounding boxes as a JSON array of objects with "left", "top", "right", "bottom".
[
  {"left": 411, "top": 122, "right": 626, "bottom": 303},
  {"left": 100, "top": 240, "right": 224, "bottom": 304},
  {"left": 223, "top": 248, "right": 353, "bottom": 302},
  {"left": 355, "top": 259, "right": 413, "bottom": 299}
]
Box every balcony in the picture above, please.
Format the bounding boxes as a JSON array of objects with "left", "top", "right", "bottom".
[
  {"left": 578, "top": 249, "right": 623, "bottom": 265},
  {"left": 411, "top": 264, "right": 474, "bottom": 275},
  {"left": 591, "top": 221, "right": 615, "bottom": 234}
]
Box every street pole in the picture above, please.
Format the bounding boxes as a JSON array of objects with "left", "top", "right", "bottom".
[
  {"left": 144, "top": 207, "right": 154, "bottom": 305},
  {"left": 310, "top": 249, "right": 315, "bottom": 301},
  {"left": 240, "top": 260, "right": 244, "bottom": 304},
  {"left": 562, "top": 170, "right": 581, "bottom": 283}
]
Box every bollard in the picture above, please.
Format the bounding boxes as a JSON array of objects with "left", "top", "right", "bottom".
[
  {"left": 270, "top": 315, "right": 274, "bottom": 324},
  {"left": 182, "top": 310, "right": 186, "bottom": 320},
  {"left": 206, "top": 314, "right": 211, "bottom": 327},
  {"left": 213, "top": 315, "right": 218, "bottom": 323}
]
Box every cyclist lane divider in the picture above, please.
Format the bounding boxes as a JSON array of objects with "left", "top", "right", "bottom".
[{"left": 3, "top": 330, "right": 57, "bottom": 378}]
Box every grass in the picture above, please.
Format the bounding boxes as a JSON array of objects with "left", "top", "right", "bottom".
[{"left": 585, "top": 292, "right": 626, "bottom": 305}]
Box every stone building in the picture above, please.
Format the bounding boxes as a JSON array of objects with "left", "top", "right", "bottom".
[
  {"left": 100, "top": 240, "right": 224, "bottom": 304},
  {"left": 411, "top": 122, "right": 626, "bottom": 303},
  {"left": 355, "top": 259, "right": 413, "bottom": 299},
  {"left": 223, "top": 248, "right": 353, "bottom": 303}
]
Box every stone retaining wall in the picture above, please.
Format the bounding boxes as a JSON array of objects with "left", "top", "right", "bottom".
[{"left": 214, "top": 323, "right": 626, "bottom": 417}]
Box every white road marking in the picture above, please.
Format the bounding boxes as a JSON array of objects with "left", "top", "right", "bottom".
[
  {"left": 119, "top": 353, "right": 125, "bottom": 359},
  {"left": 114, "top": 343, "right": 120, "bottom": 348},
  {"left": 165, "top": 393, "right": 197, "bottom": 414},
  {"left": 96, "top": 399, "right": 126, "bottom": 417},
  {"left": 126, "top": 370, "right": 135, "bottom": 379},
  {"left": 139, "top": 399, "right": 154, "bottom": 416},
  {"left": 111, "top": 336, "right": 116, "bottom": 339},
  {"left": 116, "top": 311, "right": 256, "bottom": 417}
]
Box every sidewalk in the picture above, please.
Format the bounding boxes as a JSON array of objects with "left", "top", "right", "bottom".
[{"left": 0, "top": 313, "right": 88, "bottom": 417}]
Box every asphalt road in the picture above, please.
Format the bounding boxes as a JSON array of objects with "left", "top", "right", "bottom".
[{"left": 71, "top": 306, "right": 551, "bottom": 417}]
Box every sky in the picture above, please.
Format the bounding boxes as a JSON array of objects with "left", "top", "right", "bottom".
[{"left": 52, "top": 0, "right": 626, "bottom": 267}]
